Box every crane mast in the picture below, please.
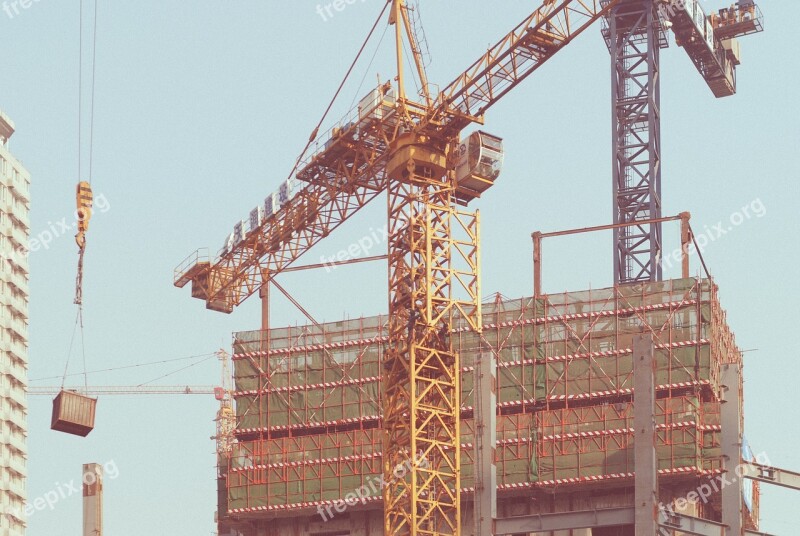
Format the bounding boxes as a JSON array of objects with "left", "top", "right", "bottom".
[
  {"left": 608, "top": 0, "right": 666, "bottom": 283},
  {"left": 177, "top": 2, "right": 632, "bottom": 533},
  {"left": 608, "top": 0, "right": 764, "bottom": 283},
  {"left": 173, "top": 1, "right": 763, "bottom": 534},
  {"left": 383, "top": 5, "right": 471, "bottom": 533}
]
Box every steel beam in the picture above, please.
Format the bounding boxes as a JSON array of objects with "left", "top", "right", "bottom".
[
  {"left": 259, "top": 276, "right": 269, "bottom": 351},
  {"left": 742, "top": 462, "right": 800, "bottom": 492},
  {"left": 661, "top": 510, "right": 777, "bottom": 536},
  {"left": 494, "top": 506, "right": 635, "bottom": 534},
  {"left": 634, "top": 333, "right": 658, "bottom": 535},
  {"left": 609, "top": 0, "right": 664, "bottom": 283},
  {"left": 494, "top": 507, "right": 776, "bottom": 536},
  {"left": 721, "top": 363, "right": 744, "bottom": 536}
]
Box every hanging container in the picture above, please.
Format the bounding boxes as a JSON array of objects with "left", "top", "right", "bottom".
[{"left": 51, "top": 389, "right": 97, "bottom": 437}]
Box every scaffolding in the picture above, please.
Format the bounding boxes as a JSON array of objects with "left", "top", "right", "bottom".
[{"left": 223, "top": 277, "right": 757, "bottom": 529}]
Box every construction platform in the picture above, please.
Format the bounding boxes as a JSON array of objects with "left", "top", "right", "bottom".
[{"left": 218, "top": 277, "right": 759, "bottom": 535}]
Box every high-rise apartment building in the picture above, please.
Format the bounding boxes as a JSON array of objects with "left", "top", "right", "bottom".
[{"left": 0, "top": 109, "right": 30, "bottom": 536}]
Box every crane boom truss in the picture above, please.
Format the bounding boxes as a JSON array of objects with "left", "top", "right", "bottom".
[
  {"left": 175, "top": 0, "right": 622, "bottom": 314},
  {"left": 28, "top": 386, "right": 216, "bottom": 396},
  {"left": 431, "top": 0, "right": 622, "bottom": 136}
]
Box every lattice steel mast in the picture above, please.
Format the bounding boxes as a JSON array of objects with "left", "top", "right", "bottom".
[{"left": 608, "top": 0, "right": 666, "bottom": 284}]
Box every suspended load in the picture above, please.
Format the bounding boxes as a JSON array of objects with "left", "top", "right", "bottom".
[
  {"left": 54, "top": 1, "right": 102, "bottom": 437},
  {"left": 51, "top": 389, "right": 97, "bottom": 437},
  {"left": 454, "top": 130, "right": 504, "bottom": 205},
  {"left": 53, "top": 180, "right": 97, "bottom": 436}
]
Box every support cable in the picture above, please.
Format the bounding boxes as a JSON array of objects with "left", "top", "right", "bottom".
[
  {"left": 687, "top": 223, "right": 712, "bottom": 279},
  {"left": 349, "top": 21, "right": 391, "bottom": 112},
  {"left": 283, "top": 0, "right": 392, "bottom": 186},
  {"left": 59, "top": 310, "right": 82, "bottom": 390},
  {"left": 33, "top": 352, "right": 216, "bottom": 383},
  {"left": 88, "top": 0, "right": 98, "bottom": 184},
  {"left": 137, "top": 354, "right": 217, "bottom": 387},
  {"left": 77, "top": 0, "right": 82, "bottom": 183}
]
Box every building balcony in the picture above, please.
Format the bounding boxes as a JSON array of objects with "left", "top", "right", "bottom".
[
  {"left": 4, "top": 427, "right": 26, "bottom": 455},
  {"left": 8, "top": 204, "right": 29, "bottom": 232},
  {"left": 0, "top": 195, "right": 12, "bottom": 214},
  {"left": 6, "top": 172, "right": 30, "bottom": 204},
  {"left": 8, "top": 339, "right": 27, "bottom": 363},
  {"left": 3, "top": 383, "right": 27, "bottom": 410},
  {"left": 0, "top": 217, "right": 11, "bottom": 238},
  {"left": 7, "top": 292, "right": 28, "bottom": 320},
  {"left": 7, "top": 453, "right": 27, "bottom": 478},
  {"left": 0, "top": 403, "right": 26, "bottom": 428},
  {"left": 1, "top": 450, "right": 27, "bottom": 478},
  {"left": 6, "top": 270, "right": 28, "bottom": 296},
  {"left": 1, "top": 356, "right": 26, "bottom": 381},
  {"left": 0, "top": 497, "right": 26, "bottom": 530},
  {"left": 6, "top": 475, "right": 25, "bottom": 500},
  {"left": 8, "top": 225, "right": 26, "bottom": 251},
  {"left": 5, "top": 246, "right": 30, "bottom": 275},
  {"left": 9, "top": 317, "right": 27, "bottom": 340}
]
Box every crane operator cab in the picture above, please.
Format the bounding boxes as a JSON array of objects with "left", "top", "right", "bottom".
[{"left": 454, "top": 130, "right": 504, "bottom": 205}]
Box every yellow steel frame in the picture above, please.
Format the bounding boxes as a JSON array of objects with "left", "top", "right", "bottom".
[
  {"left": 384, "top": 150, "right": 480, "bottom": 534},
  {"left": 176, "top": 2, "right": 625, "bottom": 534},
  {"left": 178, "top": 0, "right": 619, "bottom": 314}
]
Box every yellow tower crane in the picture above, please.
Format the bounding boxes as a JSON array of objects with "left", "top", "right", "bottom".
[{"left": 174, "top": 1, "right": 763, "bottom": 534}]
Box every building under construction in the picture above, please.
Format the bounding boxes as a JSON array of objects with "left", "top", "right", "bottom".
[
  {"left": 166, "top": 0, "right": 800, "bottom": 533},
  {"left": 217, "top": 276, "right": 760, "bottom": 535}
]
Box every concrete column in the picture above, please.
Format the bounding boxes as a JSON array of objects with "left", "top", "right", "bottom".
[
  {"left": 633, "top": 334, "right": 658, "bottom": 535},
  {"left": 474, "top": 351, "right": 497, "bottom": 536},
  {"left": 82, "top": 463, "right": 103, "bottom": 536},
  {"left": 721, "top": 363, "right": 743, "bottom": 536}
]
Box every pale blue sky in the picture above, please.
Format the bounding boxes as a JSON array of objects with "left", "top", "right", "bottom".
[{"left": 1, "top": 1, "right": 798, "bottom": 534}]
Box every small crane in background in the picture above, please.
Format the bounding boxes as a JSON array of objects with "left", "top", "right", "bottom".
[{"left": 37, "top": 350, "right": 235, "bottom": 456}]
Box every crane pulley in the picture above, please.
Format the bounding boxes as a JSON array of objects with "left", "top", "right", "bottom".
[{"left": 74, "top": 180, "right": 93, "bottom": 305}]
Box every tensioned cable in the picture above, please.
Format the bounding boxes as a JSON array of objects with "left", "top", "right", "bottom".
[
  {"left": 77, "top": 0, "right": 83, "bottom": 183},
  {"left": 137, "top": 354, "right": 217, "bottom": 387},
  {"left": 348, "top": 21, "right": 391, "bottom": 112},
  {"left": 79, "top": 307, "right": 88, "bottom": 389},
  {"left": 283, "top": 0, "right": 392, "bottom": 185},
  {"left": 401, "top": 37, "right": 422, "bottom": 98},
  {"left": 74, "top": 0, "right": 98, "bottom": 389},
  {"left": 33, "top": 352, "right": 216, "bottom": 382},
  {"left": 59, "top": 310, "right": 82, "bottom": 389},
  {"left": 88, "top": 0, "right": 98, "bottom": 184}
]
